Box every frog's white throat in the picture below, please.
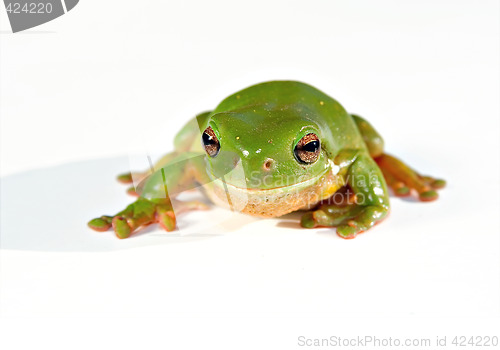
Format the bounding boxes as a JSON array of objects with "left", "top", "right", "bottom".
[{"left": 204, "top": 162, "right": 342, "bottom": 218}]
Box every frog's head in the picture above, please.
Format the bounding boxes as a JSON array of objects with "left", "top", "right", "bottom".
[{"left": 200, "top": 105, "right": 338, "bottom": 217}]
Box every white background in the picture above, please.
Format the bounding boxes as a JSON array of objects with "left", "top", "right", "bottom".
[{"left": 1, "top": 0, "right": 499, "bottom": 349}]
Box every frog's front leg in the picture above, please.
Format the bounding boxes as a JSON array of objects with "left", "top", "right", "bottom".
[
  {"left": 87, "top": 197, "right": 176, "bottom": 239},
  {"left": 88, "top": 153, "right": 210, "bottom": 238},
  {"left": 301, "top": 152, "right": 390, "bottom": 239}
]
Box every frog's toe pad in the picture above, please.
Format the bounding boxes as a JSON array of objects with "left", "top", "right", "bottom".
[
  {"left": 394, "top": 184, "right": 411, "bottom": 197},
  {"left": 419, "top": 190, "right": 438, "bottom": 202},
  {"left": 88, "top": 217, "right": 112, "bottom": 232},
  {"left": 117, "top": 172, "right": 134, "bottom": 184},
  {"left": 112, "top": 216, "right": 133, "bottom": 239},
  {"left": 127, "top": 186, "right": 139, "bottom": 196},
  {"left": 336, "top": 223, "right": 360, "bottom": 239},
  {"left": 430, "top": 179, "right": 446, "bottom": 189},
  {"left": 158, "top": 210, "right": 176, "bottom": 232},
  {"left": 300, "top": 212, "right": 317, "bottom": 228}
]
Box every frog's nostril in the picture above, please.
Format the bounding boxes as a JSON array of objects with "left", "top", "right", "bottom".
[{"left": 263, "top": 158, "right": 274, "bottom": 171}]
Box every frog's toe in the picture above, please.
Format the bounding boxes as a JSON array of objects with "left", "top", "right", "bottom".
[
  {"left": 117, "top": 172, "right": 134, "bottom": 184},
  {"left": 378, "top": 165, "right": 410, "bottom": 197},
  {"left": 117, "top": 172, "right": 150, "bottom": 196},
  {"left": 157, "top": 209, "right": 176, "bottom": 232},
  {"left": 431, "top": 179, "right": 446, "bottom": 189},
  {"left": 88, "top": 216, "right": 112, "bottom": 232},
  {"left": 416, "top": 176, "right": 445, "bottom": 201},
  {"left": 112, "top": 216, "right": 133, "bottom": 239},
  {"left": 300, "top": 208, "right": 348, "bottom": 228},
  {"left": 393, "top": 182, "right": 411, "bottom": 197},
  {"left": 420, "top": 175, "right": 446, "bottom": 189},
  {"left": 126, "top": 186, "right": 139, "bottom": 196},
  {"left": 419, "top": 189, "right": 438, "bottom": 202},
  {"left": 300, "top": 212, "right": 317, "bottom": 228},
  {"left": 300, "top": 210, "right": 359, "bottom": 237},
  {"left": 336, "top": 223, "right": 360, "bottom": 239},
  {"left": 376, "top": 153, "right": 445, "bottom": 202}
]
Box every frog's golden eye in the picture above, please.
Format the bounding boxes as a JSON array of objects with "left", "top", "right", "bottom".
[
  {"left": 202, "top": 126, "right": 220, "bottom": 157},
  {"left": 294, "top": 133, "right": 320, "bottom": 164}
]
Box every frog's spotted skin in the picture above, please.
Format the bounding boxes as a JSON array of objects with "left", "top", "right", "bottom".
[{"left": 88, "top": 81, "right": 445, "bottom": 239}]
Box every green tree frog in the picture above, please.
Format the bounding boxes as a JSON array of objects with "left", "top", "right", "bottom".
[{"left": 88, "top": 81, "right": 445, "bottom": 239}]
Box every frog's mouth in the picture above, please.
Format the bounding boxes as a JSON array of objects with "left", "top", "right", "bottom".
[{"left": 204, "top": 162, "right": 341, "bottom": 218}]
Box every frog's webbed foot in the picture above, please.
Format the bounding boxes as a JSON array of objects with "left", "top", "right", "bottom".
[
  {"left": 375, "top": 154, "right": 446, "bottom": 201},
  {"left": 301, "top": 201, "right": 387, "bottom": 239},
  {"left": 88, "top": 198, "right": 176, "bottom": 239},
  {"left": 88, "top": 198, "right": 210, "bottom": 239}
]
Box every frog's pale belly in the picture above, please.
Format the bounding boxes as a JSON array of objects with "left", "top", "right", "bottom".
[{"left": 203, "top": 170, "right": 343, "bottom": 218}]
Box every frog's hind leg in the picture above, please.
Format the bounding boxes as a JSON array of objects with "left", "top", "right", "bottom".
[
  {"left": 115, "top": 112, "right": 211, "bottom": 196},
  {"left": 116, "top": 152, "right": 180, "bottom": 196},
  {"left": 351, "top": 114, "right": 384, "bottom": 158},
  {"left": 375, "top": 154, "right": 445, "bottom": 201},
  {"left": 352, "top": 114, "right": 445, "bottom": 201}
]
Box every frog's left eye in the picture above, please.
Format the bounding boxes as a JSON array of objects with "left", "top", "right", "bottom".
[
  {"left": 202, "top": 126, "right": 220, "bottom": 157},
  {"left": 294, "top": 133, "right": 320, "bottom": 164}
]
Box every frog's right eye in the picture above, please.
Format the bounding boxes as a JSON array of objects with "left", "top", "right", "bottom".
[{"left": 202, "top": 126, "right": 220, "bottom": 157}]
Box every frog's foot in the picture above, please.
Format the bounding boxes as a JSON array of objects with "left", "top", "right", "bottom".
[
  {"left": 375, "top": 153, "right": 446, "bottom": 201},
  {"left": 301, "top": 202, "right": 388, "bottom": 239},
  {"left": 87, "top": 198, "right": 176, "bottom": 239}
]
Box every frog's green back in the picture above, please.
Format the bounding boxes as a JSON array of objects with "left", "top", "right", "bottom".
[{"left": 209, "top": 81, "right": 365, "bottom": 157}]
